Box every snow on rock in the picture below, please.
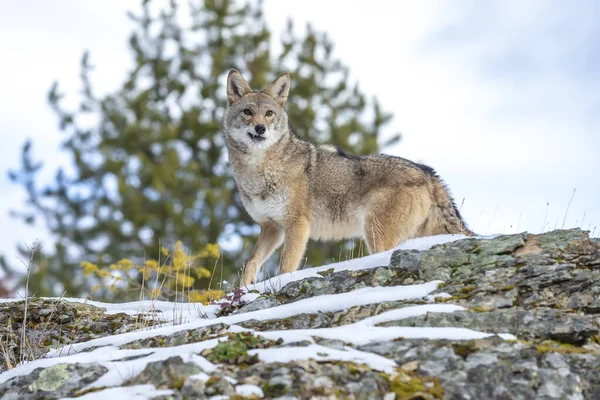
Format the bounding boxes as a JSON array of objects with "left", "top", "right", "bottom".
[
  {"left": 1, "top": 230, "right": 598, "bottom": 399},
  {"left": 45, "top": 281, "right": 444, "bottom": 357},
  {"left": 55, "top": 297, "right": 218, "bottom": 322},
  {"left": 235, "top": 383, "right": 264, "bottom": 397},
  {"left": 250, "top": 344, "right": 398, "bottom": 374},
  {"left": 249, "top": 233, "right": 470, "bottom": 294}
]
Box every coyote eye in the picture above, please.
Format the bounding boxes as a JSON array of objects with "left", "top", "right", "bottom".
[
  {"left": 243, "top": 109, "right": 252, "bottom": 115},
  {"left": 265, "top": 110, "right": 274, "bottom": 117}
]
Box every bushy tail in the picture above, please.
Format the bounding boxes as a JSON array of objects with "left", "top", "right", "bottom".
[{"left": 426, "top": 178, "right": 475, "bottom": 236}]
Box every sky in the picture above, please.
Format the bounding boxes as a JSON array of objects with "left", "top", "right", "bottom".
[{"left": 0, "top": 0, "right": 598, "bottom": 272}]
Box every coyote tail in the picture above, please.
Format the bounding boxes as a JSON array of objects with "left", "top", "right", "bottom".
[{"left": 429, "top": 176, "right": 475, "bottom": 237}]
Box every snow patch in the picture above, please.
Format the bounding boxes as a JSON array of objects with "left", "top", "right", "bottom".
[
  {"left": 55, "top": 297, "right": 218, "bottom": 325},
  {"left": 249, "top": 234, "right": 469, "bottom": 293},
  {"left": 0, "top": 233, "right": 519, "bottom": 394},
  {"left": 46, "top": 281, "right": 443, "bottom": 357},
  {"left": 251, "top": 344, "right": 398, "bottom": 374},
  {"left": 236, "top": 384, "right": 264, "bottom": 397}
]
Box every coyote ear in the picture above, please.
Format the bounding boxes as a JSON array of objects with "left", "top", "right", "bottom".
[
  {"left": 227, "top": 69, "right": 252, "bottom": 105},
  {"left": 264, "top": 73, "right": 290, "bottom": 106}
]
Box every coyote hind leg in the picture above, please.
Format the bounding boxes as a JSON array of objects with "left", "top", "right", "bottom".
[{"left": 364, "top": 192, "right": 430, "bottom": 254}]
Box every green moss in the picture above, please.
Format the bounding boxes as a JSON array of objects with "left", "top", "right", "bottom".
[
  {"left": 263, "top": 381, "right": 288, "bottom": 398},
  {"left": 450, "top": 265, "right": 460, "bottom": 276},
  {"left": 434, "top": 293, "right": 472, "bottom": 303},
  {"left": 201, "top": 332, "right": 282, "bottom": 365},
  {"left": 469, "top": 306, "right": 489, "bottom": 313},
  {"left": 459, "top": 285, "right": 477, "bottom": 293},
  {"left": 333, "top": 388, "right": 348, "bottom": 398},
  {"left": 389, "top": 371, "right": 444, "bottom": 400},
  {"left": 453, "top": 342, "right": 478, "bottom": 359},
  {"left": 500, "top": 285, "right": 515, "bottom": 291},
  {"left": 513, "top": 290, "right": 521, "bottom": 307},
  {"left": 276, "top": 317, "right": 294, "bottom": 329},
  {"left": 347, "top": 363, "right": 362, "bottom": 375},
  {"left": 511, "top": 338, "right": 592, "bottom": 355},
  {"left": 437, "top": 282, "right": 446, "bottom": 289},
  {"left": 536, "top": 341, "right": 590, "bottom": 355},
  {"left": 169, "top": 377, "right": 186, "bottom": 390},
  {"left": 206, "top": 376, "right": 222, "bottom": 386}
]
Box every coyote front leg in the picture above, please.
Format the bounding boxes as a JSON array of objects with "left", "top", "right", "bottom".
[
  {"left": 279, "top": 217, "right": 311, "bottom": 276},
  {"left": 240, "top": 222, "right": 283, "bottom": 287}
]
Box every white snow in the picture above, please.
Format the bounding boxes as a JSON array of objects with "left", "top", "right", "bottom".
[
  {"left": 45, "top": 281, "right": 444, "bottom": 357},
  {"left": 249, "top": 233, "right": 470, "bottom": 293},
  {"left": 0, "top": 233, "right": 519, "bottom": 398},
  {"left": 254, "top": 304, "right": 517, "bottom": 346},
  {"left": 251, "top": 344, "right": 398, "bottom": 374},
  {"left": 235, "top": 384, "right": 264, "bottom": 397},
  {"left": 55, "top": 297, "right": 219, "bottom": 325},
  {"left": 0, "top": 339, "right": 220, "bottom": 389},
  {"left": 61, "top": 384, "right": 173, "bottom": 400},
  {"left": 353, "top": 304, "right": 465, "bottom": 326}
]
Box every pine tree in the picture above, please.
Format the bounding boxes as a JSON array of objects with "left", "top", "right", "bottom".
[{"left": 2, "top": 0, "right": 399, "bottom": 299}]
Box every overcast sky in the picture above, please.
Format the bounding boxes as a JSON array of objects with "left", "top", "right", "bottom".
[{"left": 1, "top": 0, "right": 598, "bottom": 271}]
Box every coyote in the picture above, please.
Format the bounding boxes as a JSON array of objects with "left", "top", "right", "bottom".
[{"left": 224, "top": 70, "right": 473, "bottom": 286}]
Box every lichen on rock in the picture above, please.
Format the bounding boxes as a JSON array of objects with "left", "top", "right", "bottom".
[{"left": 0, "top": 229, "right": 599, "bottom": 399}]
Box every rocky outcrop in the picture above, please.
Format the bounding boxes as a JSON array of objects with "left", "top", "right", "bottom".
[
  {"left": 0, "top": 229, "right": 598, "bottom": 399},
  {"left": 0, "top": 298, "right": 161, "bottom": 374}
]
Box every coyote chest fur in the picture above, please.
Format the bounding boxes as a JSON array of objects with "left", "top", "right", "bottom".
[
  {"left": 233, "top": 157, "right": 289, "bottom": 223},
  {"left": 232, "top": 150, "right": 364, "bottom": 241},
  {"left": 223, "top": 69, "right": 473, "bottom": 287}
]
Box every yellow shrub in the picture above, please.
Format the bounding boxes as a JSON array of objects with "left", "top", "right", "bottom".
[
  {"left": 188, "top": 289, "right": 226, "bottom": 305},
  {"left": 80, "top": 241, "right": 222, "bottom": 302}
]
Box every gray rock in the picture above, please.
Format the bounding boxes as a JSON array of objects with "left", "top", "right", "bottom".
[
  {"left": 0, "top": 363, "right": 107, "bottom": 399},
  {"left": 2, "top": 229, "right": 600, "bottom": 400},
  {"left": 125, "top": 356, "right": 202, "bottom": 389},
  {"left": 389, "top": 249, "right": 422, "bottom": 273},
  {"left": 181, "top": 374, "right": 207, "bottom": 399},
  {"left": 203, "top": 374, "right": 235, "bottom": 396},
  {"left": 378, "top": 308, "right": 599, "bottom": 345},
  {"left": 360, "top": 337, "right": 599, "bottom": 400}
]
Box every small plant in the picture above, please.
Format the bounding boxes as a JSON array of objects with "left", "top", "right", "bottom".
[
  {"left": 201, "top": 332, "right": 282, "bottom": 365},
  {"left": 17, "top": 240, "right": 42, "bottom": 367},
  {"left": 216, "top": 287, "right": 247, "bottom": 317}
]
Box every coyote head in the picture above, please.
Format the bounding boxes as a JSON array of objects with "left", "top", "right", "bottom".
[{"left": 224, "top": 69, "right": 290, "bottom": 150}]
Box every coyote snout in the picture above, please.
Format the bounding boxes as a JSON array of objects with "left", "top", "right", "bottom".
[
  {"left": 248, "top": 124, "right": 266, "bottom": 142},
  {"left": 223, "top": 69, "right": 473, "bottom": 287}
]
